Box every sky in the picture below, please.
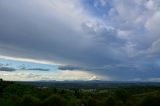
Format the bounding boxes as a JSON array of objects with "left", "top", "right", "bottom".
[{"left": 0, "top": 0, "right": 160, "bottom": 81}]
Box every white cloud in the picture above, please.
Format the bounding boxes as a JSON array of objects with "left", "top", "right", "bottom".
[
  {"left": 89, "top": 75, "right": 98, "bottom": 80},
  {"left": 145, "top": 11, "right": 160, "bottom": 35},
  {"left": 145, "top": 0, "right": 156, "bottom": 10},
  {"left": 149, "top": 39, "right": 160, "bottom": 55},
  {"left": 147, "top": 77, "right": 160, "bottom": 82},
  {"left": 0, "top": 70, "right": 106, "bottom": 81},
  {"left": 0, "top": 55, "right": 59, "bottom": 65}
]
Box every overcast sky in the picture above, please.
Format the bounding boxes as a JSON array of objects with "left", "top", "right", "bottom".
[{"left": 0, "top": 0, "right": 160, "bottom": 81}]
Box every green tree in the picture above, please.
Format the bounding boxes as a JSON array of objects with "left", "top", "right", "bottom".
[
  {"left": 41, "top": 94, "right": 68, "bottom": 106},
  {"left": 19, "top": 95, "right": 40, "bottom": 106},
  {"left": 139, "top": 95, "right": 160, "bottom": 106}
]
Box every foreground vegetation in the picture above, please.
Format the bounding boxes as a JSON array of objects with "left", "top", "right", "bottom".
[{"left": 0, "top": 80, "right": 160, "bottom": 106}]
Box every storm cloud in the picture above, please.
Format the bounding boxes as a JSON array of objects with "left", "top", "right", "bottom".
[
  {"left": 0, "top": 0, "right": 160, "bottom": 80},
  {"left": 0, "top": 66, "right": 16, "bottom": 72},
  {"left": 58, "top": 65, "right": 85, "bottom": 71}
]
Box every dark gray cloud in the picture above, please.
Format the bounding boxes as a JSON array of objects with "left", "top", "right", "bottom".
[
  {"left": 0, "top": 0, "right": 160, "bottom": 80},
  {"left": 58, "top": 65, "right": 85, "bottom": 71},
  {"left": 0, "top": 63, "right": 16, "bottom": 71},
  {"left": 0, "top": 66, "right": 16, "bottom": 72},
  {"left": 19, "top": 65, "right": 50, "bottom": 71},
  {"left": 0, "top": 0, "right": 126, "bottom": 67},
  {"left": 0, "top": 64, "right": 50, "bottom": 72},
  {"left": 26, "top": 68, "right": 50, "bottom": 71}
]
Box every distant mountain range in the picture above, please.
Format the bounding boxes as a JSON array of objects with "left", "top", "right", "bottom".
[{"left": 14, "top": 80, "right": 160, "bottom": 89}]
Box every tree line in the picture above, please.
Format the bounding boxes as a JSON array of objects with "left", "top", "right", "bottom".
[{"left": 0, "top": 79, "right": 160, "bottom": 106}]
